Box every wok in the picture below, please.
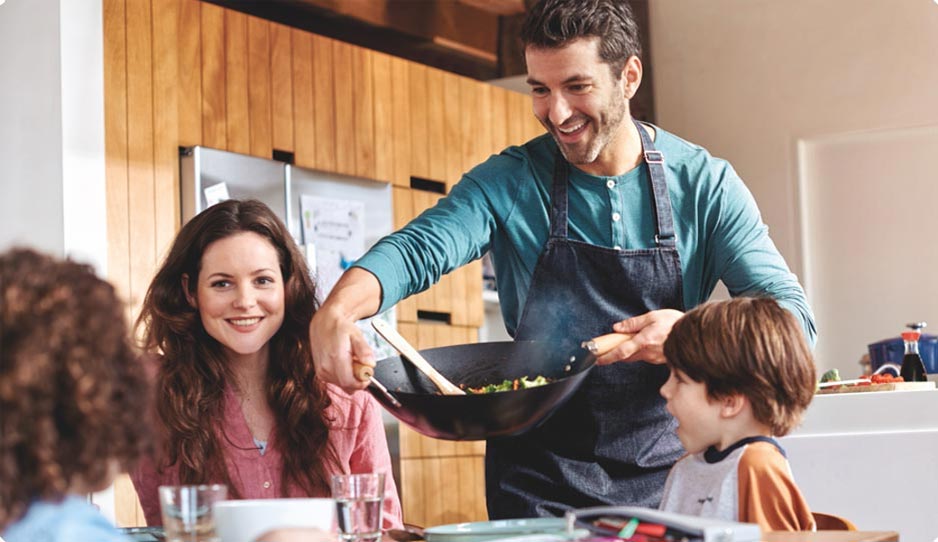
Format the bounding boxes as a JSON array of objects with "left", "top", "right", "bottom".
[{"left": 367, "top": 340, "right": 596, "bottom": 441}]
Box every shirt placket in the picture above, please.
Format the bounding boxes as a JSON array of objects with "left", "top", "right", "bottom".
[
  {"left": 605, "top": 178, "right": 625, "bottom": 249},
  {"left": 257, "top": 447, "right": 277, "bottom": 496}
]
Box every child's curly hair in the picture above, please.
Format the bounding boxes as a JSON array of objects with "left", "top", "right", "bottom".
[{"left": 0, "top": 248, "right": 151, "bottom": 529}]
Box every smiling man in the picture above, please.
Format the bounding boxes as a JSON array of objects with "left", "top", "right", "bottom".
[
  {"left": 310, "top": 0, "right": 815, "bottom": 518},
  {"left": 526, "top": 39, "right": 632, "bottom": 173}
]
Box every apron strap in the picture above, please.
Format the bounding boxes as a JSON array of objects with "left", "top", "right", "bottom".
[
  {"left": 549, "top": 120, "right": 676, "bottom": 247},
  {"left": 549, "top": 149, "right": 570, "bottom": 240},
  {"left": 634, "top": 120, "right": 677, "bottom": 248}
]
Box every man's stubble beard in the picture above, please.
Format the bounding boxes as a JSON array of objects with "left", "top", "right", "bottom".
[{"left": 544, "top": 93, "right": 628, "bottom": 167}]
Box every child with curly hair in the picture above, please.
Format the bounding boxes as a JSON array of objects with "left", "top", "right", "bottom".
[
  {"left": 0, "top": 248, "right": 150, "bottom": 542},
  {"left": 657, "top": 297, "right": 817, "bottom": 531}
]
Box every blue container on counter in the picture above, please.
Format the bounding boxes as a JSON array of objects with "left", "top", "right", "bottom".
[{"left": 868, "top": 334, "right": 938, "bottom": 374}]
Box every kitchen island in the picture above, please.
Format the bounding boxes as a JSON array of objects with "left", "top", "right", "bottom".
[{"left": 782, "top": 388, "right": 938, "bottom": 542}]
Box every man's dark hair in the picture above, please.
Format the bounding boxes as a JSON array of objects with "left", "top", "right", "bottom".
[{"left": 520, "top": 0, "right": 642, "bottom": 78}]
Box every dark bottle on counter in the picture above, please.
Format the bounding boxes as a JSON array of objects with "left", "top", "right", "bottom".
[{"left": 900, "top": 330, "right": 928, "bottom": 382}]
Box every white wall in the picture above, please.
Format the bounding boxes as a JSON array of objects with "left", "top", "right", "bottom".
[
  {"left": 0, "top": 0, "right": 65, "bottom": 256},
  {"left": 0, "top": 0, "right": 111, "bottom": 521},
  {"left": 649, "top": 0, "right": 938, "bottom": 373},
  {"left": 60, "top": 0, "right": 107, "bottom": 273},
  {"left": 0, "top": 0, "right": 106, "bottom": 273},
  {"left": 800, "top": 127, "right": 938, "bottom": 379}
]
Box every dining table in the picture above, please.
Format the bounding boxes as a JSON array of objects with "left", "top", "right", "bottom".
[
  {"left": 118, "top": 524, "right": 900, "bottom": 542},
  {"left": 383, "top": 530, "right": 900, "bottom": 542},
  {"left": 762, "top": 531, "right": 898, "bottom": 542}
]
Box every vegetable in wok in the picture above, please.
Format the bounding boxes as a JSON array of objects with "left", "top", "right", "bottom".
[{"left": 464, "top": 375, "right": 552, "bottom": 394}]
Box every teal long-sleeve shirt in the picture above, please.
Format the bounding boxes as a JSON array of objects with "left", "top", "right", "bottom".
[{"left": 355, "top": 128, "right": 816, "bottom": 344}]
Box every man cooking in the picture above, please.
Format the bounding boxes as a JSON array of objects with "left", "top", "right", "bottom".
[{"left": 309, "top": 0, "right": 816, "bottom": 519}]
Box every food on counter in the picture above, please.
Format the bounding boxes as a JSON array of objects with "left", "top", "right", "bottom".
[
  {"left": 816, "top": 372, "right": 873, "bottom": 392},
  {"left": 864, "top": 373, "right": 904, "bottom": 384},
  {"left": 815, "top": 371, "right": 932, "bottom": 394},
  {"left": 815, "top": 370, "right": 905, "bottom": 391},
  {"left": 819, "top": 368, "right": 841, "bottom": 383},
  {"left": 464, "top": 375, "right": 552, "bottom": 394}
]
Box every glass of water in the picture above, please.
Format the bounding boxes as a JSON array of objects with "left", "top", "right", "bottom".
[
  {"left": 158, "top": 484, "right": 227, "bottom": 542},
  {"left": 332, "top": 473, "right": 385, "bottom": 542}
]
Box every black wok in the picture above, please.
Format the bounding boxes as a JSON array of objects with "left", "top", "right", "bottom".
[{"left": 367, "top": 340, "right": 595, "bottom": 441}]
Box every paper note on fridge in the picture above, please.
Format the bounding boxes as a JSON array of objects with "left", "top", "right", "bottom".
[
  {"left": 299, "top": 195, "right": 366, "bottom": 299},
  {"left": 203, "top": 182, "right": 231, "bottom": 207}
]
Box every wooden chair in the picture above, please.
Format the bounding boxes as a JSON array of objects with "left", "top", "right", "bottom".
[{"left": 812, "top": 512, "right": 857, "bottom": 531}]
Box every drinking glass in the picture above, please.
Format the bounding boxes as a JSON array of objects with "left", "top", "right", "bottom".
[
  {"left": 331, "top": 473, "right": 385, "bottom": 542},
  {"left": 158, "top": 484, "right": 228, "bottom": 542}
]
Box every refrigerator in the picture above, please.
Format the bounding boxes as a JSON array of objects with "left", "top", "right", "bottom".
[
  {"left": 180, "top": 146, "right": 393, "bottom": 305},
  {"left": 180, "top": 145, "right": 395, "bottom": 331}
]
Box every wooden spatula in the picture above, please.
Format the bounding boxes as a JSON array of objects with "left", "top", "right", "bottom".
[{"left": 372, "top": 319, "right": 466, "bottom": 395}]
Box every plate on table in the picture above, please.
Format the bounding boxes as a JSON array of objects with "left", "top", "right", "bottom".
[
  {"left": 118, "top": 527, "right": 165, "bottom": 542},
  {"left": 423, "top": 517, "right": 585, "bottom": 542}
]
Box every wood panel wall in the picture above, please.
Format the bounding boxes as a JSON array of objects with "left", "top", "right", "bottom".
[{"left": 103, "top": 0, "right": 543, "bottom": 528}]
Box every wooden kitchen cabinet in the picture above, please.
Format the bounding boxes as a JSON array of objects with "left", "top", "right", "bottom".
[
  {"left": 270, "top": 23, "right": 294, "bottom": 154},
  {"left": 397, "top": 323, "right": 487, "bottom": 527},
  {"left": 103, "top": 0, "right": 538, "bottom": 526},
  {"left": 223, "top": 9, "right": 249, "bottom": 155}
]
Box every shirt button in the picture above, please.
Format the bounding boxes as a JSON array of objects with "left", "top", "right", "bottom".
[
  {"left": 614, "top": 245, "right": 622, "bottom": 251},
  {"left": 263, "top": 481, "right": 271, "bottom": 489},
  {"left": 606, "top": 179, "right": 615, "bottom": 189},
  {"left": 612, "top": 212, "right": 621, "bottom": 222}
]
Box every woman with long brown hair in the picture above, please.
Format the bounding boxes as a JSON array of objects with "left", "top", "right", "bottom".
[{"left": 130, "top": 199, "right": 402, "bottom": 529}]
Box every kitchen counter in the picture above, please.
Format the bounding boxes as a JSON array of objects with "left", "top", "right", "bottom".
[
  {"left": 793, "top": 386, "right": 938, "bottom": 434},
  {"left": 781, "top": 389, "right": 938, "bottom": 542}
]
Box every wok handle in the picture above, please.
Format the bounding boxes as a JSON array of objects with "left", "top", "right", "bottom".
[
  {"left": 352, "top": 358, "right": 401, "bottom": 408},
  {"left": 368, "top": 376, "right": 402, "bottom": 408},
  {"left": 372, "top": 319, "right": 466, "bottom": 396},
  {"left": 353, "top": 362, "right": 374, "bottom": 381},
  {"left": 582, "top": 332, "right": 635, "bottom": 356}
]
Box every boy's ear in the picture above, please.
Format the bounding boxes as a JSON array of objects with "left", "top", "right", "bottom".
[
  {"left": 720, "top": 393, "right": 747, "bottom": 418},
  {"left": 182, "top": 274, "right": 197, "bottom": 308}
]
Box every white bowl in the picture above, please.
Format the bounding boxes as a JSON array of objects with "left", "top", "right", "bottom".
[{"left": 213, "top": 498, "right": 335, "bottom": 542}]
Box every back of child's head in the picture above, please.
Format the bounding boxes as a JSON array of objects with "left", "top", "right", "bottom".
[
  {"left": 663, "top": 297, "right": 816, "bottom": 436},
  {"left": 0, "top": 248, "right": 150, "bottom": 529}
]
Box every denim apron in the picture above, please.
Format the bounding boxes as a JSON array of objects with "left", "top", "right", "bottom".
[{"left": 485, "top": 120, "right": 686, "bottom": 519}]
